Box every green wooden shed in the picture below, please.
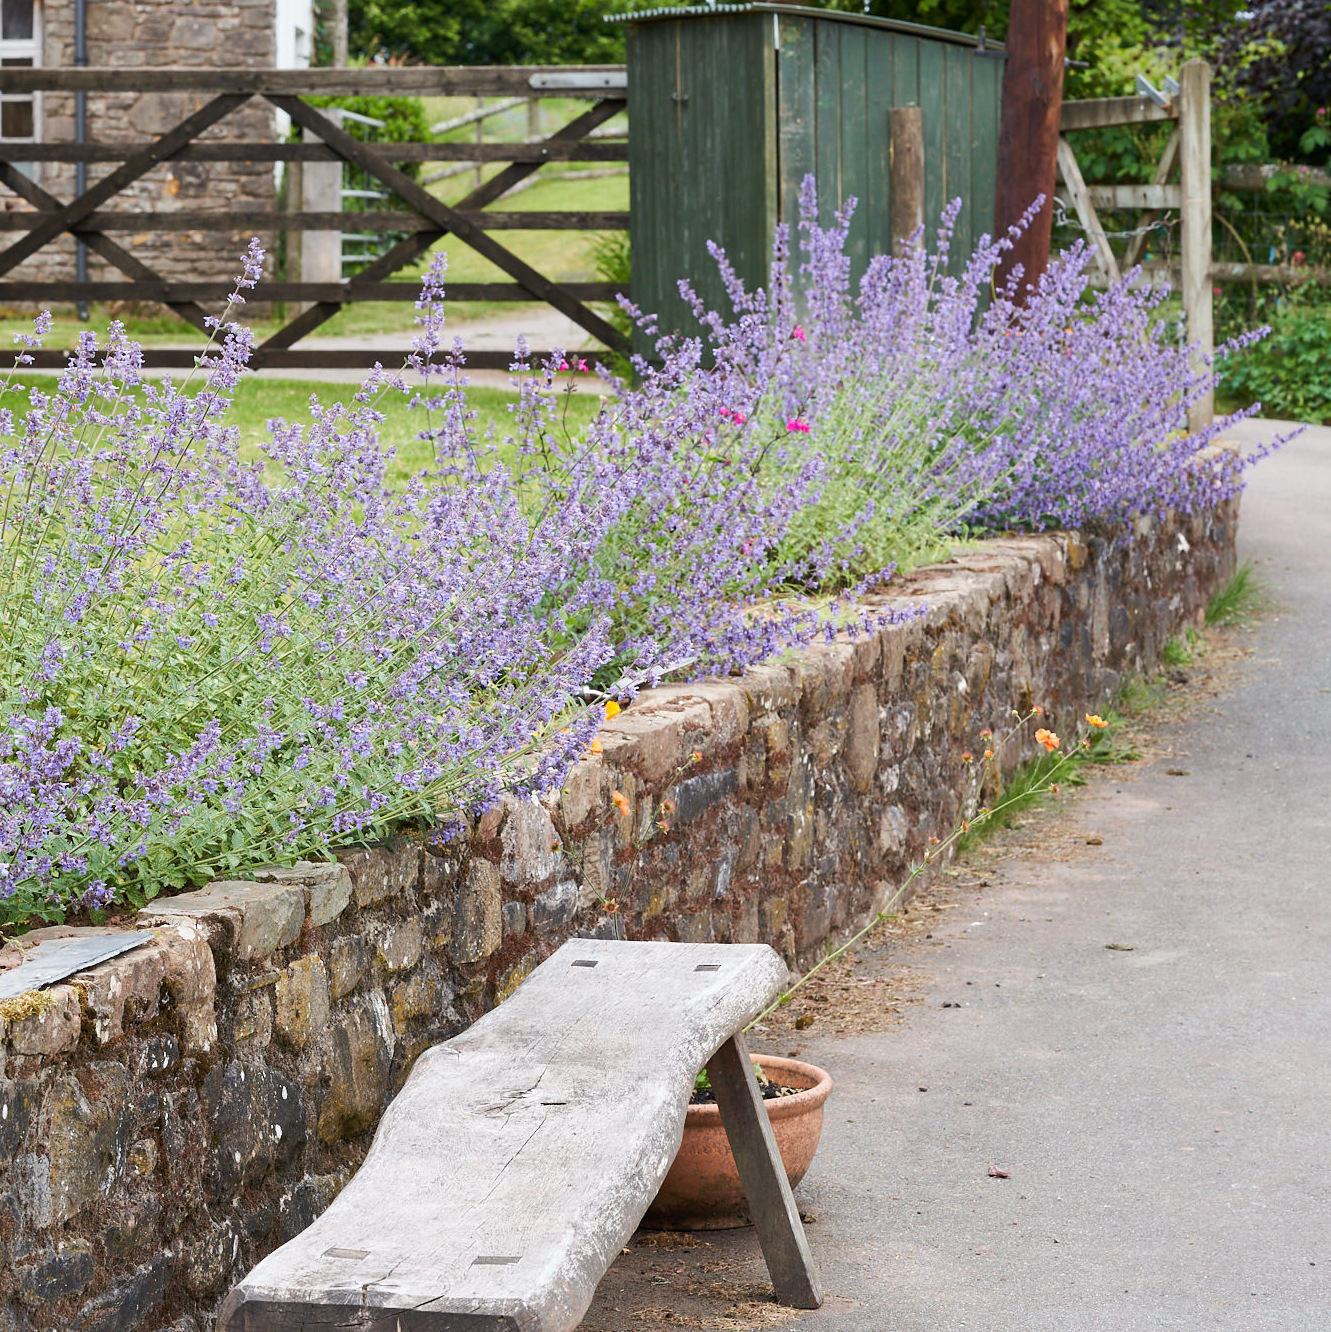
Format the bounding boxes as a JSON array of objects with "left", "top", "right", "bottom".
[{"left": 620, "top": 3, "right": 1006, "bottom": 343}]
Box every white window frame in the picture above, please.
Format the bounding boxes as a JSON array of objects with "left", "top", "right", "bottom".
[{"left": 0, "top": 0, "right": 41, "bottom": 180}]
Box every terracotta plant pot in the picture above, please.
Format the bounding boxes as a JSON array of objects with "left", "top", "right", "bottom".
[{"left": 644, "top": 1054, "right": 833, "bottom": 1230}]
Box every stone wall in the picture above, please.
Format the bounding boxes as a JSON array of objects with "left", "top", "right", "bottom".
[
  {"left": 0, "top": 499, "right": 1236, "bottom": 1332},
  {"left": 0, "top": 0, "right": 277, "bottom": 292}
]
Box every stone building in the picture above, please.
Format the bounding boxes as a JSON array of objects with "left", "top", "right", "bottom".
[{"left": 0, "top": 0, "right": 314, "bottom": 290}]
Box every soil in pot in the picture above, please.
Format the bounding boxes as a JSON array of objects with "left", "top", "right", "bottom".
[{"left": 644, "top": 1053, "right": 833, "bottom": 1231}]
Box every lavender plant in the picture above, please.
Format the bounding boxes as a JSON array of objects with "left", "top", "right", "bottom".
[
  {"left": 624, "top": 178, "right": 1271, "bottom": 586},
  {"left": 0, "top": 181, "right": 1277, "bottom": 925},
  {"left": 0, "top": 245, "right": 610, "bottom": 925},
  {"left": 411, "top": 303, "right": 918, "bottom": 697}
]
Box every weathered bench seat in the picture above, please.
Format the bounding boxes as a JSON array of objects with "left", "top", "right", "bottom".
[{"left": 219, "top": 938, "right": 823, "bottom": 1330}]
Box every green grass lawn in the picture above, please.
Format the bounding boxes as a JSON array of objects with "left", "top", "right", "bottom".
[
  {"left": 5, "top": 372, "right": 607, "bottom": 487},
  {"left": 220, "top": 377, "right": 605, "bottom": 484}
]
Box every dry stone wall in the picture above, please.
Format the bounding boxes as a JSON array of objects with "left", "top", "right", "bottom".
[{"left": 0, "top": 500, "right": 1236, "bottom": 1331}]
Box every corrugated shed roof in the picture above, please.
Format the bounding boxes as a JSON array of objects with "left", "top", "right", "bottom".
[{"left": 605, "top": 3, "right": 1006, "bottom": 53}]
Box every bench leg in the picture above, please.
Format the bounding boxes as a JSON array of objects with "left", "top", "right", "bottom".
[{"left": 706, "top": 1031, "right": 824, "bottom": 1310}]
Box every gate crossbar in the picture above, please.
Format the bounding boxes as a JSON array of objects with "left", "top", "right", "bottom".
[{"left": 0, "top": 68, "right": 631, "bottom": 369}]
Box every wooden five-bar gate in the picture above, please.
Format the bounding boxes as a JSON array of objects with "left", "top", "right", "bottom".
[{"left": 0, "top": 65, "right": 631, "bottom": 370}]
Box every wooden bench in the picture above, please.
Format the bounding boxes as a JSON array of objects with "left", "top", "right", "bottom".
[{"left": 218, "top": 938, "right": 823, "bottom": 1330}]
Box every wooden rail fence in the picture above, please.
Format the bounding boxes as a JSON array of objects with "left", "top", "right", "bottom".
[
  {"left": 0, "top": 59, "right": 1312, "bottom": 397},
  {"left": 1058, "top": 61, "right": 1214, "bottom": 428},
  {"left": 0, "top": 66, "right": 631, "bottom": 371}
]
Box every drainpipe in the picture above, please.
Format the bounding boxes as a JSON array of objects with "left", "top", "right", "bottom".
[{"left": 75, "top": 0, "right": 87, "bottom": 320}]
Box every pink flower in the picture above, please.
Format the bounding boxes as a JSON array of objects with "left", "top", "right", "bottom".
[
  {"left": 578, "top": 358, "right": 588, "bottom": 372},
  {"left": 786, "top": 416, "right": 810, "bottom": 433},
  {"left": 791, "top": 324, "right": 807, "bottom": 342},
  {"left": 733, "top": 412, "right": 746, "bottom": 424}
]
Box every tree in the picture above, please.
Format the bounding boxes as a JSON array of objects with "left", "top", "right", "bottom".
[
  {"left": 350, "top": 0, "right": 635, "bottom": 66},
  {"left": 1212, "top": 0, "right": 1331, "bottom": 162}
]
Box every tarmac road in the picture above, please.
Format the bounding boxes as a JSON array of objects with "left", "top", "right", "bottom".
[
  {"left": 784, "top": 417, "right": 1330, "bottom": 1331},
  {"left": 581, "top": 417, "right": 1330, "bottom": 1332}
]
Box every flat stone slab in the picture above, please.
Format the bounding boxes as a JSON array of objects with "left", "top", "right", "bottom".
[{"left": 0, "top": 932, "right": 155, "bottom": 1001}]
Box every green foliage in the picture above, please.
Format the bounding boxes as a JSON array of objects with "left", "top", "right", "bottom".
[
  {"left": 1206, "top": 560, "right": 1265, "bottom": 627},
  {"left": 1262, "top": 163, "right": 1331, "bottom": 216},
  {"left": 1114, "top": 671, "right": 1168, "bottom": 718},
  {"left": 769, "top": 383, "right": 989, "bottom": 585},
  {"left": 1213, "top": 0, "right": 1331, "bottom": 162},
  {"left": 955, "top": 748, "right": 1087, "bottom": 854},
  {"left": 1221, "top": 300, "right": 1331, "bottom": 424},
  {"left": 692, "top": 1059, "right": 769, "bottom": 1098},
  {"left": 591, "top": 231, "right": 633, "bottom": 380},
  {"left": 1082, "top": 713, "right": 1141, "bottom": 765},
  {"left": 350, "top": 0, "right": 640, "bottom": 65},
  {"left": 1161, "top": 632, "right": 1195, "bottom": 667},
  {"left": 1300, "top": 110, "right": 1331, "bottom": 160},
  {"left": 347, "top": 0, "right": 1228, "bottom": 71},
  {"left": 302, "top": 95, "right": 432, "bottom": 182}
]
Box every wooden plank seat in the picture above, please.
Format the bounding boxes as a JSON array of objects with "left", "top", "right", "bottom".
[{"left": 219, "top": 938, "right": 823, "bottom": 1330}]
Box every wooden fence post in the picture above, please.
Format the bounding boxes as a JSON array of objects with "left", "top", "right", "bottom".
[
  {"left": 1180, "top": 58, "right": 1213, "bottom": 431},
  {"left": 300, "top": 115, "right": 343, "bottom": 314},
  {"left": 888, "top": 106, "right": 924, "bottom": 258}
]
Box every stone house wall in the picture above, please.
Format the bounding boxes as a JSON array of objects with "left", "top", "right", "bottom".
[
  {"left": 0, "top": 0, "right": 279, "bottom": 294},
  {"left": 0, "top": 499, "right": 1236, "bottom": 1332}
]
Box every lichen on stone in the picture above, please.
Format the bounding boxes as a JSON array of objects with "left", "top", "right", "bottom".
[{"left": 0, "top": 987, "right": 57, "bottom": 1022}]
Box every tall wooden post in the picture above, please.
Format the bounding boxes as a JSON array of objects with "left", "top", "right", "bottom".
[
  {"left": 300, "top": 112, "right": 343, "bottom": 315},
  {"left": 1180, "top": 58, "right": 1214, "bottom": 431},
  {"left": 994, "top": 0, "right": 1069, "bottom": 298},
  {"left": 888, "top": 106, "right": 924, "bottom": 257}
]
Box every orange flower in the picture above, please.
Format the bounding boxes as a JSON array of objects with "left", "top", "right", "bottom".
[
  {"left": 588, "top": 738, "right": 603, "bottom": 755},
  {"left": 611, "top": 790, "right": 631, "bottom": 816},
  {"left": 979, "top": 728, "right": 993, "bottom": 739},
  {"left": 984, "top": 748, "right": 995, "bottom": 760},
  {"left": 1034, "top": 728, "right": 1060, "bottom": 752},
  {"left": 604, "top": 700, "right": 621, "bottom": 720},
  {"left": 691, "top": 750, "right": 702, "bottom": 763},
  {"left": 1085, "top": 713, "right": 1108, "bottom": 728},
  {"left": 604, "top": 898, "right": 620, "bottom": 915},
  {"left": 660, "top": 798, "right": 676, "bottom": 814},
  {"left": 961, "top": 751, "right": 973, "bottom": 763},
  {"left": 1032, "top": 705, "right": 1043, "bottom": 716}
]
